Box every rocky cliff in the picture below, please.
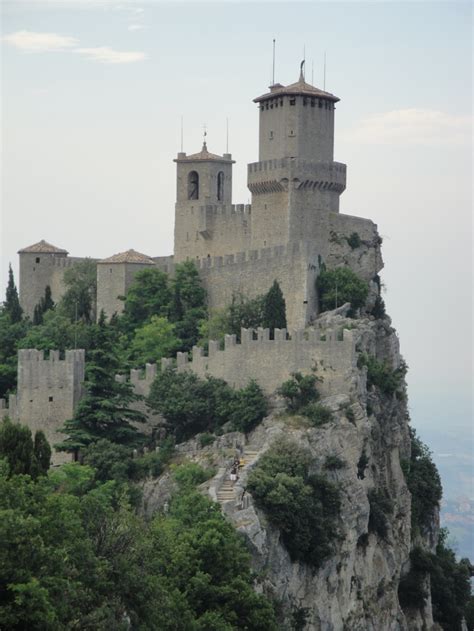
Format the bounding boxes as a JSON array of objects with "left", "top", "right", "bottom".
[{"left": 141, "top": 309, "right": 441, "bottom": 630}]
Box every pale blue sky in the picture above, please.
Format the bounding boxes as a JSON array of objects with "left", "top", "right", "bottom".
[{"left": 1, "top": 1, "right": 472, "bottom": 446}]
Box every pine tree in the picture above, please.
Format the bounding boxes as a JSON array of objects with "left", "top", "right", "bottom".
[
  {"left": 56, "top": 312, "right": 146, "bottom": 458},
  {"left": 262, "top": 280, "right": 287, "bottom": 332},
  {"left": 4, "top": 265, "right": 22, "bottom": 323}
]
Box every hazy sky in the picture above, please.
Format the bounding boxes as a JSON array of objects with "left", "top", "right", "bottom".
[{"left": 1, "top": 1, "right": 472, "bottom": 439}]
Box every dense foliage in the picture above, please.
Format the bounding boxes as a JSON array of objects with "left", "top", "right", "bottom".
[
  {"left": 317, "top": 267, "right": 369, "bottom": 315},
  {"left": 147, "top": 369, "right": 267, "bottom": 441},
  {"left": 277, "top": 372, "right": 333, "bottom": 426},
  {"left": 367, "top": 488, "right": 393, "bottom": 539},
  {"left": 0, "top": 418, "right": 50, "bottom": 479},
  {"left": 0, "top": 449, "right": 277, "bottom": 630},
  {"left": 262, "top": 280, "right": 287, "bottom": 332},
  {"left": 61, "top": 259, "right": 97, "bottom": 324},
  {"left": 57, "top": 313, "right": 146, "bottom": 457},
  {"left": 358, "top": 353, "right": 407, "bottom": 396},
  {"left": 398, "top": 534, "right": 473, "bottom": 631},
  {"left": 402, "top": 429, "right": 442, "bottom": 536},
  {"left": 32, "top": 285, "right": 54, "bottom": 325},
  {"left": 247, "top": 438, "right": 341, "bottom": 568}
]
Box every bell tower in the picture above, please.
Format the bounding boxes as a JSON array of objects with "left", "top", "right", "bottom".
[
  {"left": 248, "top": 69, "right": 346, "bottom": 251},
  {"left": 174, "top": 142, "right": 234, "bottom": 261}
]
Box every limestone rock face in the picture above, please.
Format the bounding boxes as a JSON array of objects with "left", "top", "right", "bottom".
[
  {"left": 214, "top": 316, "right": 437, "bottom": 630},
  {"left": 140, "top": 314, "right": 438, "bottom": 629}
]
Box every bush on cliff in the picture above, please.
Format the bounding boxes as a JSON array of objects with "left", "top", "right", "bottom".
[
  {"left": 402, "top": 428, "right": 442, "bottom": 536},
  {"left": 147, "top": 369, "right": 267, "bottom": 441},
  {"left": 247, "top": 438, "right": 341, "bottom": 568},
  {"left": 317, "top": 267, "right": 368, "bottom": 315},
  {"left": 358, "top": 353, "right": 407, "bottom": 396}
]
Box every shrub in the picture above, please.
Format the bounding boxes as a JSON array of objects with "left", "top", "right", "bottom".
[
  {"left": 301, "top": 402, "right": 333, "bottom": 426},
  {"left": 371, "top": 295, "right": 386, "bottom": 319},
  {"left": 277, "top": 372, "right": 320, "bottom": 412},
  {"left": 198, "top": 433, "right": 215, "bottom": 448},
  {"left": 403, "top": 429, "right": 442, "bottom": 536},
  {"left": 324, "top": 455, "right": 346, "bottom": 470},
  {"left": 346, "top": 232, "right": 362, "bottom": 249},
  {"left": 229, "top": 380, "right": 268, "bottom": 434},
  {"left": 247, "top": 438, "right": 341, "bottom": 568},
  {"left": 0, "top": 418, "right": 50, "bottom": 479},
  {"left": 368, "top": 488, "right": 393, "bottom": 539},
  {"left": 358, "top": 353, "right": 407, "bottom": 396},
  {"left": 173, "top": 462, "right": 215, "bottom": 488},
  {"left": 317, "top": 267, "right": 369, "bottom": 315},
  {"left": 148, "top": 369, "right": 267, "bottom": 441}
]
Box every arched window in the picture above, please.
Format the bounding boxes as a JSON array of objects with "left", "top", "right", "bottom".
[
  {"left": 217, "top": 171, "right": 224, "bottom": 201},
  {"left": 188, "top": 171, "right": 199, "bottom": 200}
]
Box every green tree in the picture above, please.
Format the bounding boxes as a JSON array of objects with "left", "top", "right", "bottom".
[
  {"left": 0, "top": 418, "right": 50, "bottom": 478},
  {"left": 129, "top": 316, "right": 180, "bottom": 366},
  {"left": 148, "top": 369, "right": 233, "bottom": 441},
  {"left": 262, "top": 280, "right": 287, "bottom": 332},
  {"left": 169, "top": 261, "right": 207, "bottom": 352},
  {"left": 247, "top": 438, "right": 341, "bottom": 568},
  {"left": 229, "top": 380, "right": 268, "bottom": 434},
  {"left": 277, "top": 372, "right": 320, "bottom": 412},
  {"left": 228, "top": 293, "right": 265, "bottom": 336},
  {"left": 33, "top": 285, "right": 55, "bottom": 325},
  {"left": 0, "top": 310, "right": 30, "bottom": 397},
  {"left": 18, "top": 310, "right": 94, "bottom": 354},
  {"left": 122, "top": 267, "right": 171, "bottom": 332},
  {"left": 317, "top": 267, "right": 369, "bottom": 315},
  {"left": 4, "top": 265, "right": 23, "bottom": 323},
  {"left": 60, "top": 259, "right": 97, "bottom": 323},
  {"left": 57, "top": 312, "right": 146, "bottom": 457},
  {"left": 402, "top": 429, "right": 442, "bottom": 536}
]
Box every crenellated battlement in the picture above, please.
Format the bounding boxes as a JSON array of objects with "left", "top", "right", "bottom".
[
  {"left": 193, "top": 241, "right": 311, "bottom": 271},
  {"left": 248, "top": 158, "right": 346, "bottom": 175},
  {"left": 200, "top": 203, "right": 251, "bottom": 216},
  {"left": 51, "top": 256, "right": 95, "bottom": 269}
]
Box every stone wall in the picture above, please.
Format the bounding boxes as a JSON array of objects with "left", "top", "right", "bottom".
[
  {"left": 196, "top": 241, "right": 320, "bottom": 330},
  {"left": 160, "top": 326, "right": 356, "bottom": 397},
  {"left": 3, "top": 349, "right": 85, "bottom": 465}
]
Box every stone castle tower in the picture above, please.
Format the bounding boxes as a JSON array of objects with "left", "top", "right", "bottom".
[{"left": 18, "top": 68, "right": 382, "bottom": 330}]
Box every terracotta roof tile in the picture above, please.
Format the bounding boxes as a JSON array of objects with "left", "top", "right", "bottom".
[
  {"left": 254, "top": 78, "right": 339, "bottom": 103},
  {"left": 18, "top": 239, "right": 68, "bottom": 254},
  {"left": 99, "top": 249, "right": 155, "bottom": 265}
]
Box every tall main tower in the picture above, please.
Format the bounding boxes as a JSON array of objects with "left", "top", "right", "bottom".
[{"left": 248, "top": 69, "right": 347, "bottom": 250}]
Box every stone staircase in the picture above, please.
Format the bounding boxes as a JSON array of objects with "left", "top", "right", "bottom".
[{"left": 216, "top": 448, "right": 260, "bottom": 504}]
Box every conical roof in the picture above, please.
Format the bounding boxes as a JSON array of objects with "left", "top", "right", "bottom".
[
  {"left": 254, "top": 76, "right": 339, "bottom": 103},
  {"left": 18, "top": 239, "right": 68, "bottom": 254},
  {"left": 99, "top": 249, "right": 155, "bottom": 265}
]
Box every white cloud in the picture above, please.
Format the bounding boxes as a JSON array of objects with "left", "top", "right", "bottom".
[
  {"left": 75, "top": 46, "right": 146, "bottom": 64},
  {"left": 128, "top": 24, "right": 145, "bottom": 32},
  {"left": 343, "top": 109, "right": 472, "bottom": 146},
  {"left": 3, "top": 30, "right": 78, "bottom": 52}
]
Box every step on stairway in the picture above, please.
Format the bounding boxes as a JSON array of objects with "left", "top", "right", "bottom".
[{"left": 215, "top": 448, "right": 261, "bottom": 504}]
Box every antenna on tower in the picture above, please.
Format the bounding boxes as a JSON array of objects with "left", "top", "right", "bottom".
[
  {"left": 272, "top": 38, "right": 276, "bottom": 85},
  {"left": 226, "top": 117, "right": 229, "bottom": 153},
  {"left": 202, "top": 123, "right": 207, "bottom": 148},
  {"left": 303, "top": 44, "right": 306, "bottom": 80},
  {"left": 180, "top": 116, "right": 184, "bottom": 152},
  {"left": 323, "top": 51, "right": 327, "bottom": 90}
]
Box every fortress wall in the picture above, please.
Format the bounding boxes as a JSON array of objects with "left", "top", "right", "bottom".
[
  {"left": 152, "top": 255, "right": 175, "bottom": 274},
  {"left": 196, "top": 242, "right": 320, "bottom": 330},
  {"left": 15, "top": 349, "right": 85, "bottom": 464},
  {"left": 160, "top": 326, "right": 356, "bottom": 397}
]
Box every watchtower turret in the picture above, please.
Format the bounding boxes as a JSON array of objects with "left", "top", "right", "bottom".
[{"left": 248, "top": 70, "right": 347, "bottom": 251}]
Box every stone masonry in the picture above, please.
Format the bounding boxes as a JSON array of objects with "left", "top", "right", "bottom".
[{"left": 18, "top": 68, "right": 383, "bottom": 329}]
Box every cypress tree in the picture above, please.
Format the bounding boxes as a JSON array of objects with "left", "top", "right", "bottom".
[
  {"left": 262, "top": 280, "right": 287, "bottom": 332},
  {"left": 33, "top": 430, "right": 51, "bottom": 476},
  {"left": 4, "top": 265, "right": 22, "bottom": 323},
  {"left": 32, "top": 285, "right": 54, "bottom": 325},
  {"left": 57, "top": 311, "right": 146, "bottom": 458}
]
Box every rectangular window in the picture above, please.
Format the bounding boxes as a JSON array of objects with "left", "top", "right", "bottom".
[
  {"left": 48, "top": 396, "right": 53, "bottom": 402},
  {"left": 36, "top": 257, "right": 40, "bottom": 263},
  {"left": 289, "top": 98, "right": 296, "bottom": 106}
]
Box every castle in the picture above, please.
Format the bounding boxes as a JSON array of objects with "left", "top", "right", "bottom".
[
  {"left": 4, "top": 68, "right": 384, "bottom": 459},
  {"left": 17, "top": 67, "right": 382, "bottom": 330}
]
